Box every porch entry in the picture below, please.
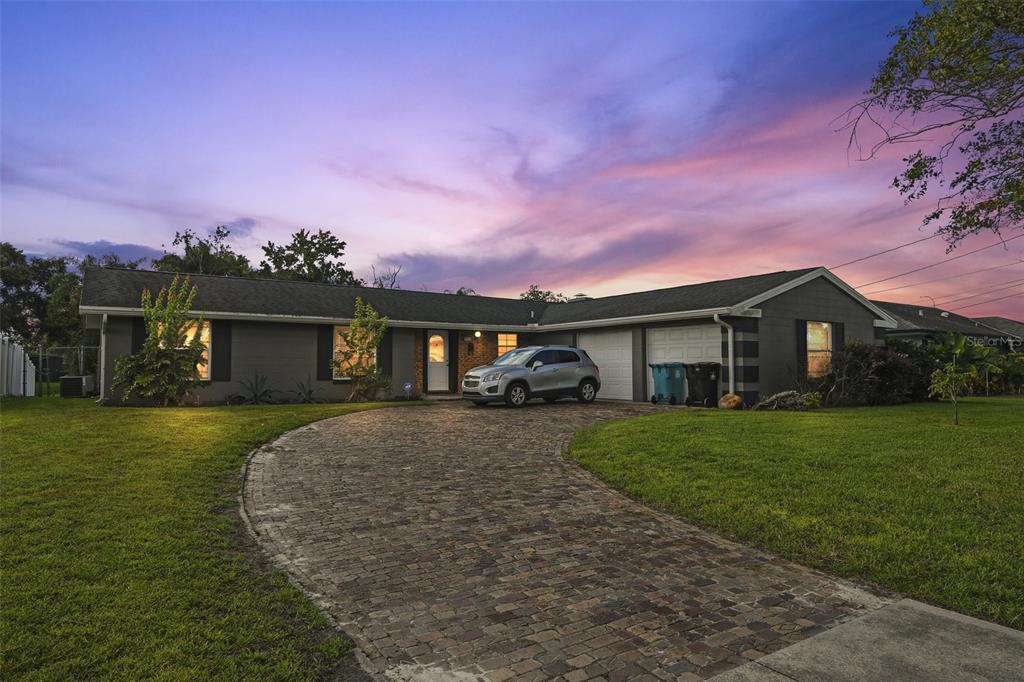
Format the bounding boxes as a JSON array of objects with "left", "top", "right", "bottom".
[{"left": 426, "top": 330, "right": 449, "bottom": 392}]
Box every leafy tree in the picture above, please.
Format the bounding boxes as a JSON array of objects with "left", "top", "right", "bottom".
[
  {"left": 41, "top": 271, "right": 85, "bottom": 347},
  {"left": 444, "top": 286, "right": 478, "bottom": 296},
  {"left": 78, "top": 253, "right": 146, "bottom": 271},
  {"left": 259, "top": 229, "right": 362, "bottom": 285},
  {"left": 929, "top": 360, "right": 974, "bottom": 424},
  {"left": 153, "top": 227, "right": 253, "bottom": 277},
  {"left": 0, "top": 243, "right": 74, "bottom": 344},
  {"left": 845, "top": 0, "right": 1024, "bottom": 245},
  {"left": 519, "top": 284, "right": 568, "bottom": 302},
  {"left": 334, "top": 297, "right": 390, "bottom": 401},
  {"left": 112, "top": 275, "right": 207, "bottom": 406}
]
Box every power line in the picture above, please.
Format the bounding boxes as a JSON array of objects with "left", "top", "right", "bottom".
[
  {"left": 830, "top": 234, "right": 939, "bottom": 270},
  {"left": 933, "top": 280, "right": 1024, "bottom": 306},
  {"left": 855, "top": 234, "right": 1024, "bottom": 288},
  {"left": 950, "top": 291, "right": 1024, "bottom": 311},
  {"left": 863, "top": 259, "right": 1024, "bottom": 296}
]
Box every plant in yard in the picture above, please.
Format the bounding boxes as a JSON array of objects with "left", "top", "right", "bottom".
[
  {"left": 233, "top": 372, "right": 276, "bottom": 404},
  {"left": 335, "top": 297, "right": 391, "bottom": 402},
  {"left": 929, "top": 360, "right": 974, "bottom": 425},
  {"left": 292, "top": 376, "right": 320, "bottom": 403},
  {"left": 111, "top": 275, "right": 206, "bottom": 406}
]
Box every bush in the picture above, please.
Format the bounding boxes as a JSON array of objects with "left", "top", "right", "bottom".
[{"left": 817, "top": 342, "right": 932, "bottom": 406}]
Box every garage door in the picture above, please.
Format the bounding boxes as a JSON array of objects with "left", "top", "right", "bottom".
[
  {"left": 576, "top": 329, "right": 633, "bottom": 400},
  {"left": 647, "top": 325, "right": 722, "bottom": 393}
]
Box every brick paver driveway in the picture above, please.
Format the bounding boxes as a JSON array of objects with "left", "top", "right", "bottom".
[{"left": 243, "top": 402, "right": 888, "bottom": 681}]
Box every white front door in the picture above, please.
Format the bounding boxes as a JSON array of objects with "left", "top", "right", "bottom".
[
  {"left": 426, "top": 331, "right": 449, "bottom": 392},
  {"left": 576, "top": 329, "right": 633, "bottom": 400},
  {"left": 646, "top": 325, "right": 722, "bottom": 395}
]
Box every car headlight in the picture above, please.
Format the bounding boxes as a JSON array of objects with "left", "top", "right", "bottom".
[{"left": 483, "top": 371, "right": 505, "bottom": 382}]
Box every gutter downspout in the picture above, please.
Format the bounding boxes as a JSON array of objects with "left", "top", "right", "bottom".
[{"left": 714, "top": 313, "right": 736, "bottom": 395}]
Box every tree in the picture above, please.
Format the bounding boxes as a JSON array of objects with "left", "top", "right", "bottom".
[
  {"left": 153, "top": 227, "right": 253, "bottom": 277},
  {"left": 78, "top": 253, "right": 146, "bottom": 271},
  {"left": 844, "top": 0, "right": 1024, "bottom": 245},
  {"left": 259, "top": 229, "right": 363, "bottom": 285},
  {"left": 371, "top": 264, "right": 402, "bottom": 289},
  {"left": 334, "top": 297, "right": 390, "bottom": 401},
  {"left": 112, "top": 275, "right": 207, "bottom": 406},
  {"left": 444, "top": 286, "right": 478, "bottom": 296},
  {"left": 42, "top": 271, "right": 84, "bottom": 347},
  {"left": 0, "top": 243, "right": 73, "bottom": 344},
  {"left": 519, "top": 284, "right": 568, "bottom": 302},
  {"left": 929, "top": 360, "right": 974, "bottom": 424}
]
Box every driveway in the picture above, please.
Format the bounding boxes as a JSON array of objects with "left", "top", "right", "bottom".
[{"left": 243, "top": 402, "right": 888, "bottom": 681}]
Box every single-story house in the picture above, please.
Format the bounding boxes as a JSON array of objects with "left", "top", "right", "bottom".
[
  {"left": 972, "top": 316, "right": 1024, "bottom": 350},
  {"left": 872, "top": 301, "right": 1019, "bottom": 351},
  {"left": 80, "top": 266, "right": 899, "bottom": 405}
]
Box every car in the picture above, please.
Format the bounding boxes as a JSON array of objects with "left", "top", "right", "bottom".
[{"left": 461, "top": 345, "right": 602, "bottom": 407}]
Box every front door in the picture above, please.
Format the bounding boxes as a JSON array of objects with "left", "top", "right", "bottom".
[{"left": 426, "top": 331, "right": 449, "bottom": 392}]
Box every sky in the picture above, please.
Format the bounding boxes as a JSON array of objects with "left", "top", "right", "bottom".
[{"left": 1, "top": 1, "right": 1021, "bottom": 319}]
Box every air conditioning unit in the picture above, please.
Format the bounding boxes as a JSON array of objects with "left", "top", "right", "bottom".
[{"left": 60, "top": 375, "right": 96, "bottom": 398}]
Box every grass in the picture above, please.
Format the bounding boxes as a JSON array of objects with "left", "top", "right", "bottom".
[
  {"left": 1, "top": 397, "right": 419, "bottom": 680},
  {"left": 570, "top": 397, "right": 1024, "bottom": 629}
]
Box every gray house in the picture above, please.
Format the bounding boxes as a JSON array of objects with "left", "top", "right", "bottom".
[
  {"left": 80, "top": 266, "right": 898, "bottom": 405},
  {"left": 872, "top": 301, "right": 1016, "bottom": 350}
]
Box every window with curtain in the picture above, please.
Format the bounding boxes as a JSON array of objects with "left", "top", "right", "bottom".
[
  {"left": 806, "top": 321, "right": 833, "bottom": 378},
  {"left": 497, "top": 333, "right": 518, "bottom": 355},
  {"left": 183, "top": 320, "right": 211, "bottom": 381},
  {"left": 333, "top": 325, "right": 375, "bottom": 379}
]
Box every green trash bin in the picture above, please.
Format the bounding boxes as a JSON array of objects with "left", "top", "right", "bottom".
[{"left": 649, "top": 362, "right": 686, "bottom": 405}]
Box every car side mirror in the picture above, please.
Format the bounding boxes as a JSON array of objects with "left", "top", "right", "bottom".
[{"left": 532, "top": 361, "right": 543, "bottom": 370}]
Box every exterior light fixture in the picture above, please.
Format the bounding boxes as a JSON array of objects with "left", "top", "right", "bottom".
[{"left": 474, "top": 330, "right": 482, "bottom": 338}]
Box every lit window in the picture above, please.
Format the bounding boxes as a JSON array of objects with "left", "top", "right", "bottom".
[
  {"left": 333, "top": 325, "right": 376, "bottom": 379},
  {"left": 497, "top": 333, "right": 518, "bottom": 355},
  {"left": 183, "top": 321, "right": 211, "bottom": 381},
  {"left": 806, "top": 321, "right": 832, "bottom": 378},
  {"left": 428, "top": 334, "right": 446, "bottom": 362}
]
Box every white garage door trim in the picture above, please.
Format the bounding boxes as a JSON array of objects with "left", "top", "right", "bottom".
[
  {"left": 646, "top": 325, "right": 722, "bottom": 398},
  {"left": 577, "top": 329, "right": 633, "bottom": 401}
]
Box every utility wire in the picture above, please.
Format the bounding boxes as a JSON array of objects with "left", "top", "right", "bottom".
[
  {"left": 933, "top": 280, "right": 1024, "bottom": 306},
  {"left": 950, "top": 291, "right": 1024, "bottom": 311},
  {"left": 863, "top": 259, "right": 1024, "bottom": 296},
  {"left": 830, "top": 234, "right": 939, "bottom": 270},
  {"left": 855, "top": 234, "right": 1024, "bottom": 288},
  {"left": 933, "top": 278, "right": 1024, "bottom": 303}
]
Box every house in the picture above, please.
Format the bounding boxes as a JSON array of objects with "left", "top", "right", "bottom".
[
  {"left": 872, "top": 301, "right": 1018, "bottom": 351},
  {"left": 972, "top": 316, "right": 1024, "bottom": 351},
  {"left": 80, "top": 266, "right": 899, "bottom": 405}
]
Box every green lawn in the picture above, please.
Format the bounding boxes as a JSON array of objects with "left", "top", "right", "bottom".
[
  {"left": 571, "top": 397, "right": 1024, "bottom": 629},
  {"left": 1, "top": 397, "right": 417, "bottom": 680}
]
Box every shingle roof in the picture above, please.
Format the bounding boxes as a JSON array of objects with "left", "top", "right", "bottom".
[
  {"left": 973, "top": 316, "right": 1024, "bottom": 339},
  {"left": 82, "top": 266, "right": 832, "bottom": 327},
  {"left": 872, "top": 300, "right": 1008, "bottom": 337}
]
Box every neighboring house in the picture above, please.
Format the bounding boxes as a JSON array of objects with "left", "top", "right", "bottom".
[
  {"left": 972, "top": 316, "right": 1024, "bottom": 350},
  {"left": 80, "top": 266, "right": 898, "bottom": 405},
  {"left": 872, "top": 301, "right": 1018, "bottom": 351}
]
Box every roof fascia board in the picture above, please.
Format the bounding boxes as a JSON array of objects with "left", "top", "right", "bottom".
[
  {"left": 535, "top": 307, "right": 756, "bottom": 331},
  {"left": 736, "top": 268, "right": 901, "bottom": 327}
]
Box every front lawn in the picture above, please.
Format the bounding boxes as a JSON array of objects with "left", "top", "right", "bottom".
[
  {"left": 571, "top": 397, "right": 1024, "bottom": 628},
  {"left": 1, "top": 398, "right": 417, "bottom": 680}
]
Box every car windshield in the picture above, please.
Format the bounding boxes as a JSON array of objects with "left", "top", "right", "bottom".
[{"left": 491, "top": 348, "right": 536, "bottom": 366}]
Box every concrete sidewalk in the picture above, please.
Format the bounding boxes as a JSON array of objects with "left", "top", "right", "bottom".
[{"left": 713, "top": 599, "right": 1024, "bottom": 682}]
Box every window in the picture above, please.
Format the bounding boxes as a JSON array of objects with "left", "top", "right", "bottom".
[
  {"left": 557, "top": 349, "right": 581, "bottom": 364},
  {"left": 806, "top": 321, "right": 833, "bottom": 378},
  {"left": 333, "top": 325, "right": 376, "bottom": 379},
  {"left": 529, "top": 349, "right": 560, "bottom": 367},
  {"left": 183, "top": 320, "right": 211, "bottom": 381},
  {"left": 428, "top": 334, "right": 446, "bottom": 362},
  {"left": 497, "top": 333, "right": 518, "bottom": 355}
]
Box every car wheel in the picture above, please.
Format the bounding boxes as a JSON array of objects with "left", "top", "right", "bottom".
[
  {"left": 577, "top": 379, "right": 597, "bottom": 403},
  {"left": 505, "top": 383, "right": 528, "bottom": 408}
]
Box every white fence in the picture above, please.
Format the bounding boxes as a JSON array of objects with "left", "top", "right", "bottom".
[{"left": 1, "top": 335, "right": 36, "bottom": 397}]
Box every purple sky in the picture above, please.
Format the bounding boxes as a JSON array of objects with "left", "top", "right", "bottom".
[{"left": 2, "top": 1, "right": 1021, "bottom": 318}]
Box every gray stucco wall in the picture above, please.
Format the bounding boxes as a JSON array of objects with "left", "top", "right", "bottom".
[
  {"left": 389, "top": 327, "right": 418, "bottom": 396},
  {"left": 756, "top": 277, "right": 880, "bottom": 397}
]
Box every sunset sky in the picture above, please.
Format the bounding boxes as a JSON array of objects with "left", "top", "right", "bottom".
[{"left": 2, "top": 1, "right": 1021, "bottom": 318}]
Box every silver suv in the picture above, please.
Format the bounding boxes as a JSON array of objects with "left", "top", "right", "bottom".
[{"left": 462, "top": 345, "right": 602, "bottom": 407}]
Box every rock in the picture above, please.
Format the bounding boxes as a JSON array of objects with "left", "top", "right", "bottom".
[{"left": 718, "top": 393, "right": 743, "bottom": 410}]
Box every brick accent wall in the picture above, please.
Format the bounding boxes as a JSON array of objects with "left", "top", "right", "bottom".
[
  {"left": 413, "top": 331, "right": 424, "bottom": 393},
  {"left": 457, "top": 331, "right": 499, "bottom": 379}
]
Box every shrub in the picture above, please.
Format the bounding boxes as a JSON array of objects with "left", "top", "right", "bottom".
[
  {"left": 111, "top": 276, "right": 206, "bottom": 406},
  {"left": 335, "top": 297, "right": 391, "bottom": 401},
  {"left": 232, "top": 372, "right": 276, "bottom": 404},
  {"left": 817, "top": 342, "right": 932, "bottom": 406}
]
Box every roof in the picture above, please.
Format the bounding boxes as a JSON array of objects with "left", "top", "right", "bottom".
[
  {"left": 81, "top": 266, "right": 885, "bottom": 329},
  {"left": 871, "top": 301, "right": 1008, "bottom": 337},
  {"left": 973, "top": 316, "right": 1024, "bottom": 339}
]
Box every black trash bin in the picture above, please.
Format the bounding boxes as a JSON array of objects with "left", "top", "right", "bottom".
[{"left": 684, "top": 362, "right": 721, "bottom": 407}]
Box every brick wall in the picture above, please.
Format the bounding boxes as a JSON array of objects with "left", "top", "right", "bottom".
[
  {"left": 413, "top": 332, "right": 423, "bottom": 393},
  {"left": 457, "top": 331, "right": 499, "bottom": 379}
]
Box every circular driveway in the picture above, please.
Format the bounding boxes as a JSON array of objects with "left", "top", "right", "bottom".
[{"left": 243, "top": 402, "right": 887, "bottom": 681}]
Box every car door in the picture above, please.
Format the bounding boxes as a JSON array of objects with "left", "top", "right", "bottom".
[
  {"left": 556, "top": 349, "right": 584, "bottom": 392},
  {"left": 527, "top": 349, "right": 561, "bottom": 393}
]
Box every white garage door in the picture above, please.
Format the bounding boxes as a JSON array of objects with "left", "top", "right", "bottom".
[
  {"left": 577, "top": 329, "right": 633, "bottom": 400},
  {"left": 647, "top": 325, "right": 722, "bottom": 393}
]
